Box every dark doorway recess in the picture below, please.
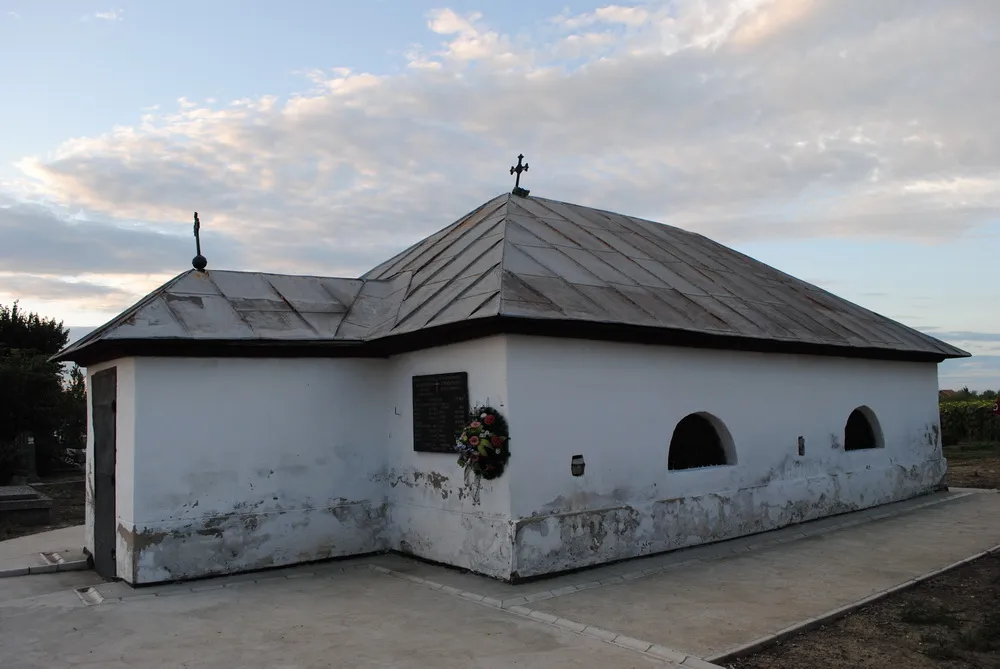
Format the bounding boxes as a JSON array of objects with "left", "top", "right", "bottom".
[{"left": 92, "top": 367, "right": 117, "bottom": 579}]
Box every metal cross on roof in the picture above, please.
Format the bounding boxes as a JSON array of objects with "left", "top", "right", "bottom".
[
  {"left": 192, "top": 212, "right": 208, "bottom": 271},
  {"left": 510, "top": 154, "right": 530, "bottom": 198}
]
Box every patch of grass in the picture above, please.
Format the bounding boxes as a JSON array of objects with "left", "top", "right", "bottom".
[
  {"left": 900, "top": 602, "right": 960, "bottom": 629},
  {"left": 948, "top": 441, "right": 1000, "bottom": 452},
  {"left": 943, "top": 441, "right": 1000, "bottom": 460}
]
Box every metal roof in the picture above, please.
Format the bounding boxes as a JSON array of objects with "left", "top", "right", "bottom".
[{"left": 56, "top": 192, "right": 970, "bottom": 362}]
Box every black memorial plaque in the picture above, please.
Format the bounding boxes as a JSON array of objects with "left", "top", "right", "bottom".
[{"left": 412, "top": 372, "right": 469, "bottom": 453}]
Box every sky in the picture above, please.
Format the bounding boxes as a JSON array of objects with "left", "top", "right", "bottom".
[{"left": 0, "top": 0, "right": 997, "bottom": 389}]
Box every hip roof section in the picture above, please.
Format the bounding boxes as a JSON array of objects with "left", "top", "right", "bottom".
[{"left": 55, "top": 193, "right": 970, "bottom": 363}]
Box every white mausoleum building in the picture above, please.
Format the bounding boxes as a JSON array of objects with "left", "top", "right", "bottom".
[{"left": 55, "top": 191, "right": 969, "bottom": 585}]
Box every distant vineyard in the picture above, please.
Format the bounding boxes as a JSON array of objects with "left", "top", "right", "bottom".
[{"left": 939, "top": 399, "right": 1000, "bottom": 445}]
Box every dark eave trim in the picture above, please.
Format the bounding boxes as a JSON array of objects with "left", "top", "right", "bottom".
[
  {"left": 54, "top": 315, "right": 961, "bottom": 367},
  {"left": 53, "top": 338, "right": 374, "bottom": 367},
  {"left": 369, "top": 316, "right": 957, "bottom": 363}
]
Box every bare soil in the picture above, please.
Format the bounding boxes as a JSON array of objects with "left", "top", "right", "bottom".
[
  {"left": 0, "top": 473, "right": 85, "bottom": 541},
  {"left": 944, "top": 442, "right": 1000, "bottom": 491},
  {"left": 730, "top": 442, "right": 1000, "bottom": 669},
  {"left": 729, "top": 552, "right": 1000, "bottom": 669}
]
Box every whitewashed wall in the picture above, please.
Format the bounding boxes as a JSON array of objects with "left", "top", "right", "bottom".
[
  {"left": 126, "top": 357, "right": 388, "bottom": 584},
  {"left": 93, "top": 341, "right": 514, "bottom": 585},
  {"left": 385, "top": 336, "right": 513, "bottom": 579},
  {"left": 83, "top": 334, "right": 946, "bottom": 585},
  {"left": 504, "top": 336, "right": 945, "bottom": 579},
  {"left": 83, "top": 358, "right": 137, "bottom": 579}
]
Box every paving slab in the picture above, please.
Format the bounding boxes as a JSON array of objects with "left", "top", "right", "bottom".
[
  {"left": 0, "top": 525, "right": 86, "bottom": 576},
  {"left": 0, "top": 567, "right": 668, "bottom": 669},
  {"left": 0, "top": 526, "right": 83, "bottom": 562},
  {"left": 530, "top": 489, "right": 1000, "bottom": 658}
]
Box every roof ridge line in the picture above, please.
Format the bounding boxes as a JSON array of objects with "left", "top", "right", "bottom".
[
  {"left": 261, "top": 274, "right": 322, "bottom": 338},
  {"left": 415, "top": 260, "right": 503, "bottom": 332},
  {"left": 497, "top": 193, "right": 512, "bottom": 315},
  {"left": 508, "top": 202, "right": 670, "bottom": 324},
  {"left": 402, "top": 198, "right": 507, "bottom": 298},
  {"left": 392, "top": 235, "right": 504, "bottom": 332},
  {"left": 360, "top": 193, "right": 507, "bottom": 281},
  {"left": 340, "top": 271, "right": 412, "bottom": 339}
]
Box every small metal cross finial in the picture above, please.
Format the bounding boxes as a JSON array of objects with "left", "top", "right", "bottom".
[
  {"left": 510, "top": 154, "right": 530, "bottom": 197},
  {"left": 192, "top": 212, "right": 208, "bottom": 271}
]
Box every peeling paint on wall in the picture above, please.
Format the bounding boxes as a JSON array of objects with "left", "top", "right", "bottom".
[
  {"left": 120, "top": 356, "right": 391, "bottom": 585},
  {"left": 512, "top": 459, "right": 946, "bottom": 578},
  {"left": 126, "top": 501, "right": 390, "bottom": 583}
]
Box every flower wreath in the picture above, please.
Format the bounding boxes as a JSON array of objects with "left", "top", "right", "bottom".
[{"left": 455, "top": 405, "right": 510, "bottom": 480}]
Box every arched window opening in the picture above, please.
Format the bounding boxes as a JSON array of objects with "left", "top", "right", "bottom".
[
  {"left": 668, "top": 413, "right": 733, "bottom": 471},
  {"left": 844, "top": 407, "right": 881, "bottom": 451}
]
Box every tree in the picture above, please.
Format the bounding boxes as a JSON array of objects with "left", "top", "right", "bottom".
[
  {"left": 0, "top": 301, "right": 83, "bottom": 482},
  {"left": 0, "top": 302, "right": 68, "bottom": 357},
  {"left": 57, "top": 364, "right": 88, "bottom": 452},
  {"left": 0, "top": 350, "right": 64, "bottom": 442}
]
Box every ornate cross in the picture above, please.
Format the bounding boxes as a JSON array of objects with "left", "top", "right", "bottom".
[
  {"left": 510, "top": 154, "right": 530, "bottom": 197},
  {"left": 192, "top": 212, "right": 208, "bottom": 271}
]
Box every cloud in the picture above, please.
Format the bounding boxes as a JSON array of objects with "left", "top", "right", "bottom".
[
  {"left": 7, "top": 11, "right": 20, "bottom": 20},
  {"left": 553, "top": 31, "right": 619, "bottom": 60},
  {"left": 4, "top": 0, "right": 999, "bottom": 342},
  {"left": 93, "top": 9, "right": 123, "bottom": 21},
  {"left": 68, "top": 327, "right": 96, "bottom": 344},
  {"left": 940, "top": 355, "right": 1000, "bottom": 391},
  {"left": 555, "top": 4, "right": 651, "bottom": 29},
  {"left": 0, "top": 270, "right": 167, "bottom": 329},
  {"left": 0, "top": 274, "right": 131, "bottom": 306},
  {"left": 912, "top": 329, "right": 1000, "bottom": 369},
  {"left": 0, "top": 198, "right": 237, "bottom": 275},
  {"left": 13, "top": 0, "right": 998, "bottom": 253},
  {"left": 920, "top": 330, "right": 1000, "bottom": 344},
  {"left": 0, "top": 195, "right": 395, "bottom": 288},
  {"left": 730, "top": 0, "right": 816, "bottom": 46},
  {"left": 420, "top": 8, "right": 524, "bottom": 65},
  {"left": 427, "top": 8, "right": 479, "bottom": 35}
]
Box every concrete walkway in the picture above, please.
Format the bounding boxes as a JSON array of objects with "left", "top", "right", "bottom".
[
  {"left": 0, "top": 526, "right": 87, "bottom": 576},
  {"left": 530, "top": 489, "right": 1000, "bottom": 661},
  {"left": 1, "top": 489, "right": 998, "bottom": 668}
]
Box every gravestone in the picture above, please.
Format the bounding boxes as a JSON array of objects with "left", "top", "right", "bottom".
[
  {"left": 15, "top": 433, "right": 39, "bottom": 483},
  {"left": 412, "top": 372, "right": 469, "bottom": 453},
  {"left": 0, "top": 485, "right": 52, "bottom": 526}
]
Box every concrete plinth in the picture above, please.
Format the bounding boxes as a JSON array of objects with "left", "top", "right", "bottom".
[{"left": 0, "top": 485, "right": 53, "bottom": 526}]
